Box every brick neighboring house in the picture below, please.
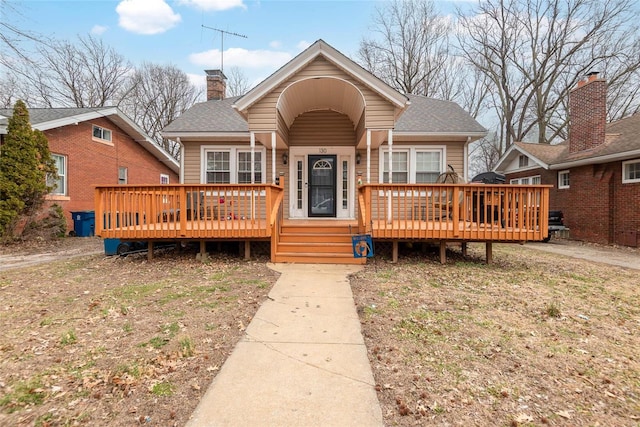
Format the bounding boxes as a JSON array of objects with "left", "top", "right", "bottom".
[
  {"left": 0, "top": 107, "right": 179, "bottom": 233},
  {"left": 495, "top": 73, "right": 640, "bottom": 247}
]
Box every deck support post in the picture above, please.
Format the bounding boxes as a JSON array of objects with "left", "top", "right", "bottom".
[
  {"left": 486, "top": 242, "right": 493, "bottom": 264},
  {"left": 461, "top": 242, "right": 467, "bottom": 257},
  {"left": 196, "top": 240, "right": 209, "bottom": 262},
  {"left": 244, "top": 241, "right": 251, "bottom": 260},
  {"left": 147, "top": 241, "right": 154, "bottom": 261},
  {"left": 439, "top": 241, "right": 447, "bottom": 264},
  {"left": 392, "top": 241, "right": 398, "bottom": 263}
]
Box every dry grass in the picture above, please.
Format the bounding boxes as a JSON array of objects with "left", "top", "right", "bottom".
[
  {"left": 351, "top": 243, "right": 640, "bottom": 426},
  {"left": 0, "top": 242, "right": 279, "bottom": 426}
]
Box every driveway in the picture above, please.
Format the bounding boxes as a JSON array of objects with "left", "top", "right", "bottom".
[{"left": 525, "top": 239, "right": 640, "bottom": 270}]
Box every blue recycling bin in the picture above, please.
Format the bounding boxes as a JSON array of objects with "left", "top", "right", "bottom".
[{"left": 71, "top": 211, "right": 95, "bottom": 237}]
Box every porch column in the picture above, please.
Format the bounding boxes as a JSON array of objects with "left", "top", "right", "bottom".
[
  {"left": 271, "top": 132, "right": 277, "bottom": 184},
  {"left": 366, "top": 129, "right": 371, "bottom": 184},
  {"left": 387, "top": 129, "right": 393, "bottom": 223},
  {"left": 250, "top": 131, "right": 256, "bottom": 184}
]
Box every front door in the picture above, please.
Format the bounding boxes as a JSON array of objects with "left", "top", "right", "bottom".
[{"left": 308, "top": 155, "right": 337, "bottom": 217}]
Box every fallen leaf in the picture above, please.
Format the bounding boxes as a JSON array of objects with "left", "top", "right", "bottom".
[{"left": 556, "top": 410, "right": 572, "bottom": 419}]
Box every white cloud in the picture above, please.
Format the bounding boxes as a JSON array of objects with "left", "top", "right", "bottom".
[
  {"left": 269, "top": 40, "right": 282, "bottom": 49},
  {"left": 178, "top": 0, "right": 246, "bottom": 11},
  {"left": 91, "top": 25, "right": 108, "bottom": 35},
  {"left": 189, "top": 48, "right": 292, "bottom": 70},
  {"left": 116, "top": 0, "right": 181, "bottom": 35},
  {"left": 296, "top": 40, "right": 311, "bottom": 51}
]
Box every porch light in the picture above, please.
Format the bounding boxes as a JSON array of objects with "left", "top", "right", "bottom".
[
  {"left": 282, "top": 152, "right": 288, "bottom": 165},
  {"left": 356, "top": 152, "right": 361, "bottom": 165}
]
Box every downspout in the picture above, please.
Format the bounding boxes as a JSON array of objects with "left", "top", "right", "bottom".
[{"left": 463, "top": 136, "right": 471, "bottom": 182}]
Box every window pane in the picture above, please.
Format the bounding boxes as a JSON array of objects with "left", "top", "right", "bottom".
[
  {"left": 206, "top": 151, "right": 230, "bottom": 183},
  {"left": 48, "top": 154, "right": 65, "bottom": 195},
  {"left": 383, "top": 151, "right": 408, "bottom": 183},
  {"left": 416, "top": 151, "right": 441, "bottom": 183},
  {"left": 237, "top": 152, "right": 262, "bottom": 183},
  {"left": 626, "top": 162, "right": 640, "bottom": 180}
]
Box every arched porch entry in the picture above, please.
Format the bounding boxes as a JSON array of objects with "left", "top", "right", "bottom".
[{"left": 277, "top": 77, "right": 365, "bottom": 219}]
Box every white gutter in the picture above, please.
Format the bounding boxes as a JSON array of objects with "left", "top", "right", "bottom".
[{"left": 550, "top": 148, "right": 640, "bottom": 169}]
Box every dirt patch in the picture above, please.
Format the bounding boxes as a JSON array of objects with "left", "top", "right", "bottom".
[
  {"left": 350, "top": 243, "right": 639, "bottom": 426},
  {"left": 0, "top": 244, "right": 279, "bottom": 426}
]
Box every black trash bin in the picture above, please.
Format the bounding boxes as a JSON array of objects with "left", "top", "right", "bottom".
[{"left": 70, "top": 211, "right": 95, "bottom": 237}]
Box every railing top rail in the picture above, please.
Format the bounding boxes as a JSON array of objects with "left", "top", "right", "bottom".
[
  {"left": 94, "top": 183, "right": 282, "bottom": 190},
  {"left": 358, "top": 183, "right": 553, "bottom": 188}
]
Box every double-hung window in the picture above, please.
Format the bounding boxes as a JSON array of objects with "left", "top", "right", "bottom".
[
  {"left": 237, "top": 152, "right": 262, "bottom": 184},
  {"left": 48, "top": 154, "right": 66, "bottom": 195},
  {"left": 622, "top": 160, "right": 640, "bottom": 184},
  {"left": 382, "top": 151, "right": 408, "bottom": 183},
  {"left": 380, "top": 146, "right": 445, "bottom": 184},
  {"left": 558, "top": 170, "right": 570, "bottom": 189},
  {"left": 203, "top": 147, "right": 266, "bottom": 184}
]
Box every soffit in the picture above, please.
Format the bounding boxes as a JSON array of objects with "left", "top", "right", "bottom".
[{"left": 277, "top": 78, "right": 364, "bottom": 128}]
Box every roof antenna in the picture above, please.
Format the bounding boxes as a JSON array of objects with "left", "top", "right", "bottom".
[{"left": 201, "top": 25, "right": 247, "bottom": 72}]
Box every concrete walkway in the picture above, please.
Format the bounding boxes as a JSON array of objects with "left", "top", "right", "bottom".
[{"left": 186, "top": 263, "right": 383, "bottom": 427}]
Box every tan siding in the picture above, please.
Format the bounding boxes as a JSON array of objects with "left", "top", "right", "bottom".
[
  {"left": 246, "top": 56, "right": 398, "bottom": 132},
  {"left": 289, "top": 110, "right": 356, "bottom": 147},
  {"left": 182, "top": 141, "right": 282, "bottom": 185}
]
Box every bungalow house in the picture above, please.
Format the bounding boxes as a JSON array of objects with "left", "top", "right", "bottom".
[
  {"left": 0, "top": 107, "right": 179, "bottom": 233},
  {"left": 95, "top": 40, "right": 551, "bottom": 264},
  {"left": 495, "top": 73, "right": 640, "bottom": 247}
]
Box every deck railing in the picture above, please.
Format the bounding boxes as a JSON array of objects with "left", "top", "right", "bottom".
[
  {"left": 95, "top": 184, "right": 284, "bottom": 240},
  {"left": 358, "top": 183, "right": 550, "bottom": 242}
]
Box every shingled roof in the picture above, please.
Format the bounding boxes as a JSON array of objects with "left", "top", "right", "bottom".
[
  {"left": 0, "top": 106, "right": 179, "bottom": 173},
  {"left": 163, "top": 93, "right": 485, "bottom": 136},
  {"left": 395, "top": 94, "right": 486, "bottom": 134},
  {"left": 163, "top": 96, "right": 247, "bottom": 134},
  {"left": 497, "top": 113, "right": 640, "bottom": 171}
]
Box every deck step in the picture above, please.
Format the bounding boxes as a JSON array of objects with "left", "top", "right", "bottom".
[{"left": 275, "top": 222, "right": 364, "bottom": 264}]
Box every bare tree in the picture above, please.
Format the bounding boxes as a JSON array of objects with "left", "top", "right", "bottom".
[
  {"left": 357, "top": 0, "right": 451, "bottom": 96},
  {"left": 458, "top": 0, "right": 640, "bottom": 151},
  {"left": 469, "top": 130, "right": 503, "bottom": 176},
  {"left": 226, "top": 66, "right": 251, "bottom": 97},
  {"left": 116, "top": 62, "right": 202, "bottom": 159},
  {"left": 29, "top": 35, "right": 133, "bottom": 107}
]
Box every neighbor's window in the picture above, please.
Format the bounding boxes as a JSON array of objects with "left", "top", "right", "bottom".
[
  {"left": 160, "top": 174, "right": 170, "bottom": 184},
  {"left": 382, "top": 151, "right": 408, "bottom": 183},
  {"left": 622, "top": 160, "right": 640, "bottom": 184},
  {"left": 518, "top": 155, "right": 529, "bottom": 168},
  {"left": 118, "top": 167, "right": 128, "bottom": 184},
  {"left": 48, "top": 154, "right": 66, "bottom": 195},
  {"left": 237, "top": 151, "right": 262, "bottom": 183},
  {"left": 92, "top": 125, "right": 112, "bottom": 142},
  {"left": 510, "top": 175, "right": 540, "bottom": 185},
  {"left": 558, "top": 170, "right": 570, "bottom": 189}
]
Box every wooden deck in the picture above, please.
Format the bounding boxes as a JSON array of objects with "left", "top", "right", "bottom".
[{"left": 94, "top": 182, "right": 550, "bottom": 263}]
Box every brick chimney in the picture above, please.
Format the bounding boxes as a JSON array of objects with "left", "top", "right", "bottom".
[
  {"left": 206, "top": 69, "right": 227, "bottom": 101},
  {"left": 568, "top": 72, "right": 607, "bottom": 153}
]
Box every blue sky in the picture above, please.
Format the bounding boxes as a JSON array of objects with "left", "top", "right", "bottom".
[{"left": 4, "top": 0, "right": 471, "bottom": 90}]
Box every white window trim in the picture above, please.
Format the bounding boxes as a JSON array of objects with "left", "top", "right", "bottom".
[
  {"left": 518, "top": 154, "right": 529, "bottom": 168},
  {"left": 160, "top": 174, "right": 170, "bottom": 184},
  {"left": 49, "top": 153, "right": 67, "bottom": 196},
  {"left": 510, "top": 175, "right": 540, "bottom": 185},
  {"left": 378, "top": 145, "right": 446, "bottom": 184},
  {"left": 200, "top": 145, "right": 267, "bottom": 184},
  {"left": 92, "top": 125, "right": 113, "bottom": 145},
  {"left": 118, "top": 166, "right": 128, "bottom": 185},
  {"left": 622, "top": 159, "right": 640, "bottom": 184},
  {"left": 558, "top": 170, "right": 570, "bottom": 189}
]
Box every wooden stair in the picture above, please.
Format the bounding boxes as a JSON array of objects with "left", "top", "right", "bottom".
[{"left": 273, "top": 221, "right": 366, "bottom": 265}]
